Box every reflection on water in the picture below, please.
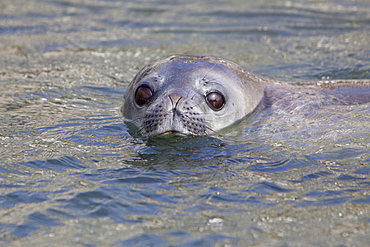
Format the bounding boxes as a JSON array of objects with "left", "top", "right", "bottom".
[{"left": 1, "top": 0, "right": 370, "bottom": 246}]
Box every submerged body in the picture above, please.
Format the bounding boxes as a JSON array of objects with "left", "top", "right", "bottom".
[{"left": 121, "top": 55, "right": 370, "bottom": 136}]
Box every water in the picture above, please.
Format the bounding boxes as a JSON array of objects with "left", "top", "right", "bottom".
[{"left": 1, "top": 0, "right": 370, "bottom": 246}]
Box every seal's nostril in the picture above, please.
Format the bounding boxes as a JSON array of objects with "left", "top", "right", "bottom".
[{"left": 168, "top": 93, "right": 183, "bottom": 106}]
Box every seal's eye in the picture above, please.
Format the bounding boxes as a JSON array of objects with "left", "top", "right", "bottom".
[
  {"left": 206, "top": 91, "right": 225, "bottom": 111},
  {"left": 135, "top": 86, "right": 153, "bottom": 106}
]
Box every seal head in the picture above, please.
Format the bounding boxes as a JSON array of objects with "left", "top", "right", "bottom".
[{"left": 121, "top": 55, "right": 266, "bottom": 136}]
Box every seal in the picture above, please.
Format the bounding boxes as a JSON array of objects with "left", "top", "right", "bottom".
[
  {"left": 121, "top": 55, "right": 270, "bottom": 136},
  {"left": 121, "top": 54, "right": 370, "bottom": 137}
]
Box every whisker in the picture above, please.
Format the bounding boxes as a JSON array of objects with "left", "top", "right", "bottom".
[
  {"left": 205, "top": 126, "right": 218, "bottom": 135},
  {"left": 136, "top": 126, "right": 146, "bottom": 135},
  {"left": 200, "top": 62, "right": 218, "bottom": 80}
]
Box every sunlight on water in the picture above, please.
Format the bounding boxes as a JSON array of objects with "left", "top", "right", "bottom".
[{"left": 1, "top": 0, "right": 370, "bottom": 246}]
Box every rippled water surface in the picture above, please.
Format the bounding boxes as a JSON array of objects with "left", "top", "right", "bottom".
[{"left": 1, "top": 0, "right": 370, "bottom": 246}]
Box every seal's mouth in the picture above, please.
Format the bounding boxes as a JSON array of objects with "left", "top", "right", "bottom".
[{"left": 158, "top": 130, "right": 187, "bottom": 136}]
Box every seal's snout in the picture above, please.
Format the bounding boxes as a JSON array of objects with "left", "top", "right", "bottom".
[
  {"left": 167, "top": 93, "right": 186, "bottom": 121},
  {"left": 168, "top": 93, "right": 187, "bottom": 118}
]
